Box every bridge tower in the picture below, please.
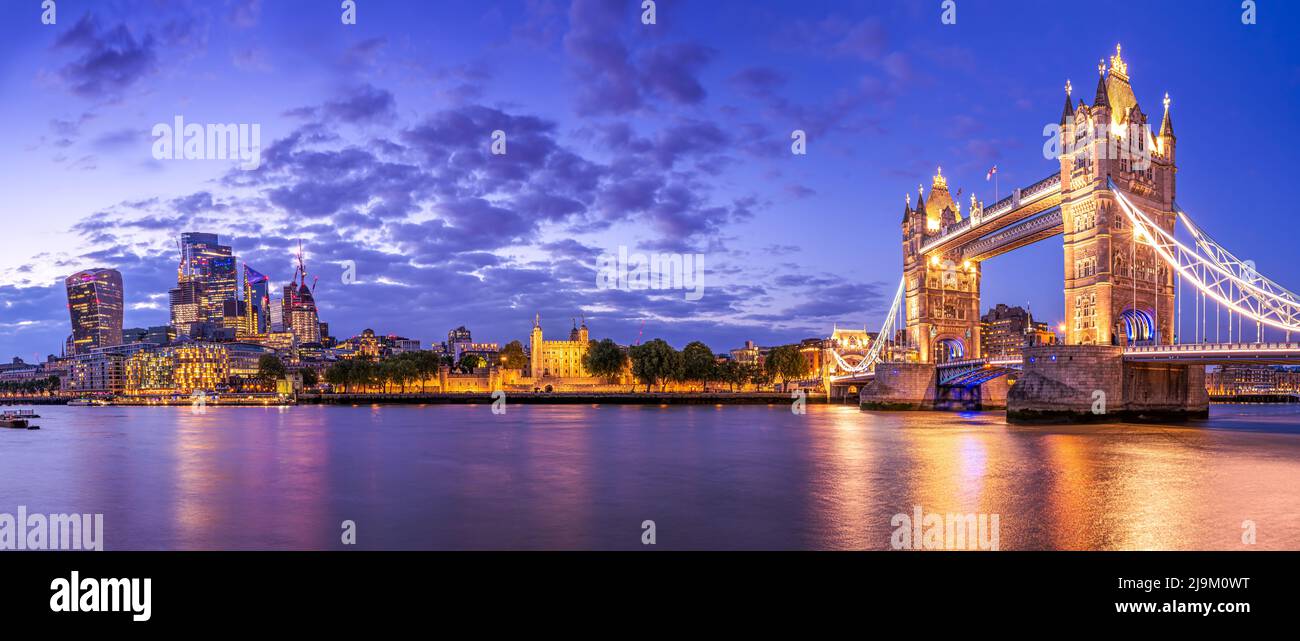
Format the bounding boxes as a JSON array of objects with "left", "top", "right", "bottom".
[
  {"left": 903, "top": 168, "right": 982, "bottom": 363},
  {"left": 1059, "top": 45, "right": 1178, "bottom": 347}
]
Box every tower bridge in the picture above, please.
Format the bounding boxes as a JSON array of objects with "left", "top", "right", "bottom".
[{"left": 823, "top": 46, "right": 1300, "bottom": 421}]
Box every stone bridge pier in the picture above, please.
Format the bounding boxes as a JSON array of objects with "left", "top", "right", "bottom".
[
  {"left": 1006, "top": 345, "right": 1207, "bottom": 423},
  {"left": 859, "top": 363, "right": 1010, "bottom": 411}
]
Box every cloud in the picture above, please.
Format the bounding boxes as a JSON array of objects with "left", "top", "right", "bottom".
[
  {"left": 52, "top": 15, "right": 158, "bottom": 100},
  {"left": 323, "top": 84, "right": 398, "bottom": 123}
]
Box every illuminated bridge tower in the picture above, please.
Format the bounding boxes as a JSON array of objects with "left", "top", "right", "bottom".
[
  {"left": 903, "top": 168, "right": 982, "bottom": 363},
  {"left": 1059, "top": 45, "right": 1178, "bottom": 347}
]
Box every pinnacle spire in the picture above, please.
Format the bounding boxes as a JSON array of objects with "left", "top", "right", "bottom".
[
  {"left": 1060, "top": 79, "right": 1075, "bottom": 125},
  {"left": 1093, "top": 59, "right": 1110, "bottom": 108},
  {"left": 1159, "top": 92, "right": 1175, "bottom": 138}
]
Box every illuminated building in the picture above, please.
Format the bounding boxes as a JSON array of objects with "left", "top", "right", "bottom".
[
  {"left": 729, "top": 340, "right": 769, "bottom": 367},
  {"left": 64, "top": 343, "right": 150, "bottom": 395},
  {"left": 528, "top": 315, "right": 590, "bottom": 379},
  {"left": 243, "top": 264, "right": 270, "bottom": 337},
  {"left": 65, "top": 268, "right": 124, "bottom": 355},
  {"left": 178, "top": 232, "right": 238, "bottom": 326},
  {"left": 268, "top": 295, "right": 285, "bottom": 331},
  {"left": 980, "top": 304, "right": 1055, "bottom": 359},
  {"left": 281, "top": 245, "right": 322, "bottom": 344},
  {"left": 123, "top": 343, "right": 246, "bottom": 395},
  {"left": 169, "top": 275, "right": 204, "bottom": 337}
]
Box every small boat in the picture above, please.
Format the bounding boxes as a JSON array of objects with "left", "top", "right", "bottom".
[
  {"left": 67, "top": 399, "right": 111, "bottom": 406},
  {"left": 1, "top": 417, "right": 30, "bottom": 429},
  {"left": 3, "top": 409, "right": 39, "bottom": 419}
]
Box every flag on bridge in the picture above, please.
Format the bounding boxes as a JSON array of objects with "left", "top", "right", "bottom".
[{"left": 986, "top": 165, "right": 997, "bottom": 181}]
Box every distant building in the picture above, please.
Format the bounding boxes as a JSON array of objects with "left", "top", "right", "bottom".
[
  {"left": 243, "top": 264, "right": 271, "bottom": 336},
  {"left": 447, "top": 326, "right": 473, "bottom": 360},
  {"left": 980, "top": 304, "right": 1054, "bottom": 359},
  {"left": 0, "top": 357, "right": 43, "bottom": 382},
  {"left": 729, "top": 340, "right": 769, "bottom": 367},
  {"left": 169, "top": 276, "right": 205, "bottom": 337},
  {"left": 180, "top": 233, "right": 238, "bottom": 325},
  {"left": 1206, "top": 365, "right": 1298, "bottom": 396},
  {"left": 123, "top": 325, "right": 176, "bottom": 346},
  {"left": 281, "top": 249, "right": 321, "bottom": 345},
  {"left": 63, "top": 343, "right": 151, "bottom": 395},
  {"left": 266, "top": 295, "right": 284, "bottom": 332},
  {"left": 65, "top": 268, "right": 124, "bottom": 355},
  {"left": 529, "top": 315, "right": 589, "bottom": 379}
]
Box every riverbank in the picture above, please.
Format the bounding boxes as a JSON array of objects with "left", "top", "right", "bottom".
[{"left": 299, "top": 391, "right": 820, "bottom": 405}]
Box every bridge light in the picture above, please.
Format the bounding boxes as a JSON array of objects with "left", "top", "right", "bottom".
[{"left": 930, "top": 255, "right": 940, "bottom": 267}]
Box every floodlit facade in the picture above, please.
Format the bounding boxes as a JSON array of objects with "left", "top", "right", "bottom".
[{"left": 65, "top": 268, "right": 124, "bottom": 355}]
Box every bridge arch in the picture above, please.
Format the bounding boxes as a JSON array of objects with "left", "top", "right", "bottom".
[
  {"left": 934, "top": 337, "right": 966, "bottom": 363},
  {"left": 1119, "top": 308, "right": 1155, "bottom": 345}
]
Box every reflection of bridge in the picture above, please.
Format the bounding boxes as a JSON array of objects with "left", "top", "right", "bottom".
[{"left": 827, "top": 46, "right": 1300, "bottom": 421}]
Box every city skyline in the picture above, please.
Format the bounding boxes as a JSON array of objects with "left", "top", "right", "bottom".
[{"left": 2, "top": 0, "right": 1299, "bottom": 361}]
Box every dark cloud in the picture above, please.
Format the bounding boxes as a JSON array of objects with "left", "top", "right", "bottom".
[
  {"left": 53, "top": 15, "right": 158, "bottom": 100},
  {"left": 323, "top": 84, "right": 397, "bottom": 123},
  {"left": 563, "top": 0, "right": 716, "bottom": 115}
]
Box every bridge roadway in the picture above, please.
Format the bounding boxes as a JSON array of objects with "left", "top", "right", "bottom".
[
  {"left": 919, "top": 173, "right": 1063, "bottom": 258},
  {"left": 828, "top": 342, "right": 1300, "bottom": 388}
]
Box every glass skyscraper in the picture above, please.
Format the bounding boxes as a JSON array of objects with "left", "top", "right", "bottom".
[
  {"left": 65, "top": 268, "right": 124, "bottom": 355},
  {"left": 178, "top": 232, "right": 238, "bottom": 326}
]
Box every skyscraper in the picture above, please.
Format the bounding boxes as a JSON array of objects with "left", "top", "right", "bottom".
[
  {"left": 281, "top": 243, "right": 321, "bottom": 344},
  {"left": 243, "top": 264, "right": 270, "bottom": 336},
  {"left": 169, "top": 276, "right": 204, "bottom": 337},
  {"left": 65, "top": 268, "right": 124, "bottom": 355},
  {"left": 177, "top": 232, "right": 238, "bottom": 327}
]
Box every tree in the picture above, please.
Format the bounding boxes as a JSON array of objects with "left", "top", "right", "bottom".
[
  {"left": 746, "top": 363, "right": 772, "bottom": 390},
  {"left": 325, "top": 360, "right": 354, "bottom": 393},
  {"left": 457, "top": 353, "right": 485, "bottom": 374},
  {"left": 257, "top": 354, "right": 287, "bottom": 389},
  {"left": 498, "top": 340, "right": 526, "bottom": 370},
  {"left": 718, "top": 360, "right": 746, "bottom": 392},
  {"left": 629, "top": 338, "right": 677, "bottom": 392},
  {"left": 681, "top": 341, "right": 717, "bottom": 391},
  {"left": 764, "top": 345, "right": 810, "bottom": 387},
  {"left": 414, "top": 350, "right": 441, "bottom": 392},
  {"left": 583, "top": 338, "right": 628, "bottom": 383},
  {"left": 301, "top": 368, "right": 319, "bottom": 388}
]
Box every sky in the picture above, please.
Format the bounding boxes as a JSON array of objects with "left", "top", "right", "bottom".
[{"left": 1, "top": 0, "right": 1298, "bottom": 361}]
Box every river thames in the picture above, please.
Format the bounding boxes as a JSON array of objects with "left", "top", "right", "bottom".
[{"left": 2, "top": 403, "right": 1297, "bottom": 550}]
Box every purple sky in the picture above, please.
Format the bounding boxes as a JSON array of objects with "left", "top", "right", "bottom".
[{"left": 2, "top": 0, "right": 1298, "bottom": 360}]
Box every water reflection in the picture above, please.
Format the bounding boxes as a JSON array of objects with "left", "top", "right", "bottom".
[{"left": 0, "top": 403, "right": 1296, "bottom": 550}]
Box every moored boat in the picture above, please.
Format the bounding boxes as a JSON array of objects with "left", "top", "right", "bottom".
[{"left": 1, "top": 417, "right": 30, "bottom": 429}]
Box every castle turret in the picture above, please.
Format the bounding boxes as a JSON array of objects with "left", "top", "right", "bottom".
[{"left": 530, "top": 313, "right": 543, "bottom": 378}]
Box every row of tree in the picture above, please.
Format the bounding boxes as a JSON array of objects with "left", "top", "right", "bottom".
[
  {"left": 583, "top": 338, "right": 812, "bottom": 392},
  {"left": 307, "top": 337, "right": 812, "bottom": 394},
  {"left": 0, "top": 375, "right": 62, "bottom": 396}
]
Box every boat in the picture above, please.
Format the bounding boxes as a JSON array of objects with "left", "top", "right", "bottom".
[
  {"left": 3, "top": 409, "right": 40, "bottom": 419},
  {"left": 67, "top": 399, "right": 111, "bottom": 406},
  {"left": 1, "top": 417, "right": 33, "bottom": 429}
]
